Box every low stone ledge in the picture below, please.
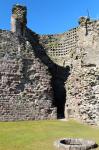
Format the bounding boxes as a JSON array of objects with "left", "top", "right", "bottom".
[{"left": 54, "top": 138, "right": 98, "bottom": 150}]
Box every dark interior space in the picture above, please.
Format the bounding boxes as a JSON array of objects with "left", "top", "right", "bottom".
[
  {"left": 25, "top": 28, "right": 70, "bottom": 118},
  {"left": 50, "top": 65, "right": 70, "bottom": 118}
]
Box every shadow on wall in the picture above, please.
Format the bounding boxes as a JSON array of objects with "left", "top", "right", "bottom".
[{"left": 25, "top": 28, "right": 70, "bottom": 119}]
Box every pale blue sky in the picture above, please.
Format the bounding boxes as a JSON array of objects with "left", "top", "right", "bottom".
[{"left": 0, "top": 0, "right": 99, "bottom": 34}]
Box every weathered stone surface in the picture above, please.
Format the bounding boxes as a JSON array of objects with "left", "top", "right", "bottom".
[
  {"left": 40, "top": 17, "right": 99, "bottom": 125},
  {"left": 54, "top": 138, "right": 98, "bottom": 150},
  {"left": 0, "top": 4, "right": 99, "bottom": 124},
  {"left": 0, "top": 30, "right": 57, "bottom": 121}
]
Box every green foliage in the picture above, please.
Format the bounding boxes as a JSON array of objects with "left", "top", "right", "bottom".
[
  {"left": 0, "top": 120, "right": 99, "bottom": 150},
  {"left": 47, "top": 37, "right": 59, "bottom": 48},
  {"left": 48, "top": 42, "right": 58, "bottom": 48}
]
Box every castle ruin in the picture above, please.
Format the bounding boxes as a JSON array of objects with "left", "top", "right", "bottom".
[{"left": 0, "top": 5, "right": 99, "bottom": 125}]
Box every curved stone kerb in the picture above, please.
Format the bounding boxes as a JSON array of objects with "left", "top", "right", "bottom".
[{"left": 54, "top": 138, "right": 98, "bottom": 150}]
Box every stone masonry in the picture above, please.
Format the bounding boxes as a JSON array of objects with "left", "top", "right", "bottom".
[
  {"left": 40, "top": 17, "right": 99, "bottom": 125},
  {"left": 0, "top": 5, "right": 57, "bottom": 121},
  {"left": 0, "top": 4, "right": 99, "bottom": 125}
]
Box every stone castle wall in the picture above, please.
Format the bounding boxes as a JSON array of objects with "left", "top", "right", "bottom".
[
  {"left": 65, "top": 18, "right": 99, "bottom": 125},
  {"left": 0, "top": 30, "right": 57, "bottom": 121},
  {"left": 40, "top": 17, "right": 99, "bottom": 125},
  {"left": 40, "top": 27, "right": 78, "bottom": 66},
  {"left": 0, "top": 4, "right": 99, "bottom": 125}
]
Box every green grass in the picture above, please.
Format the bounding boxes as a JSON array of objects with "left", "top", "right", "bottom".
[{"left": 0, "top": 120, "right": 99, "bottom": 150}]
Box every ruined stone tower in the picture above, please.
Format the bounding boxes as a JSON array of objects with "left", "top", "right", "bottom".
[
  {"left": 0, "top": 4, "right": 99, "bottom": 125},
  {"left": 11, "top": 4, "right": 27, "bottom": 35}
]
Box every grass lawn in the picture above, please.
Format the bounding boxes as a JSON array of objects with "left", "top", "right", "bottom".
[{"left": 0, "top": 120, "right": 99, "bottom": 150}]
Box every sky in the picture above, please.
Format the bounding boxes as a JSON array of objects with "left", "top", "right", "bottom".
[{"left": 0, "top": 0, "right": 99, "bottom": 34}]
